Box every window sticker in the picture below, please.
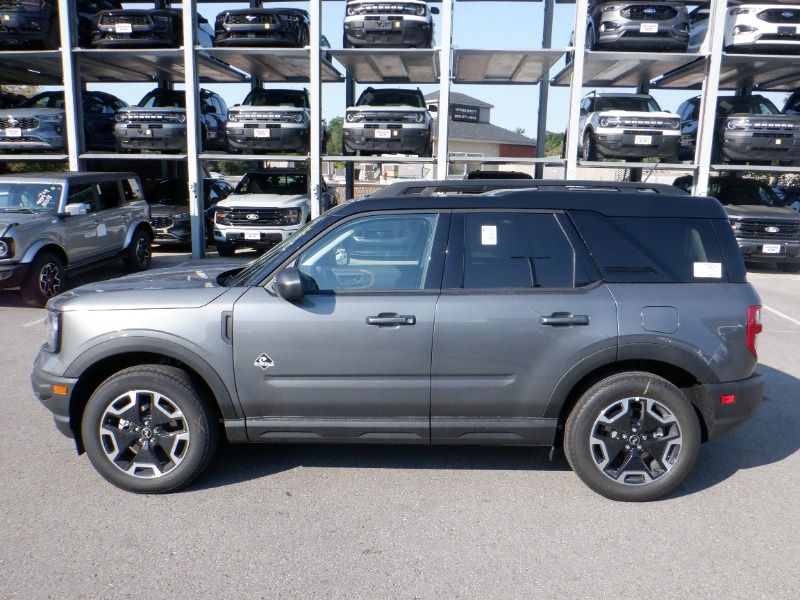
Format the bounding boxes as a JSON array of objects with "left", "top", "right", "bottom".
[
  {"left": 481, "top": 225, "right": 497, "bottom": 246},
  {"left": 693, "top": 262, "right": 721, "bottom": 278},
  {"left": 97, "top": 223, "right": 107, "bottom": 237}
]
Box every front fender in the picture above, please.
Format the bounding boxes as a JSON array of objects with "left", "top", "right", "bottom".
[
  {"left": 21, "top": 237, "right": 66, "bottom": 265},
  {"left": 123, "top": 219, "right": 155, "bottom": 248}
]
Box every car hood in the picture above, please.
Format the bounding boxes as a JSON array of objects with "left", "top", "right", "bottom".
[
  {"left": 49, "top": 264, "right": 243, "bottom": 312},
  {"left": 3, "top": 107, "right": 63, "bottom": 118},
  {"left": 596, "top": 110, "right": 678, "bottom": 119},
  {"left": 0, "top": 212, "right": 57, "bottom": 234},
  {"left": 217, "top": 193, "right": 309, "bottom": 208},
  {"left": 725, "top": 205, "right": 800, "bottom": 219},
  {"left": 229, "top": 105, "right": 306, "bottom": 113},
  {"left": 119, "top": 107, "right": 186, "bottom": 114}
]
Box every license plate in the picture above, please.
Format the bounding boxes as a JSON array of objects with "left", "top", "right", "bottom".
[
  {"left": 244, "top": 231, "right": 261, "bottom": 240},
  {"left": 634, "top": 135, "right": 652, "bottom": 145},
  {"left": 6, "top": 128, "right": 21, "bottom": 137},
  {"left": 375, "top": 129, "right": 391, "bottom": 139},
  {"left": 640, "top": 23, "right": 659, "bottom": 33},
  {"left": 763, "top": 244, "right": 782, "bottom": 254},
  {"left": 253, "top": 128, "right": 271, "bottom": 138},
  {"left": 115, "top": 23, "right": 133, "bottom": 34}
]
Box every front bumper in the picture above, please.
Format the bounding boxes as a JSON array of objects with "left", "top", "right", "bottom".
[
  {"left": 213, "top": 225, "right": 299, "bottom": 248},
  {"left": 596, "top": 21, "right": 689, "bottom": 51},
  {"left": 722, "top": 130, "right": 800, "bottom": 163},
  {"left": 215, "top": 24, "right": 299, "bottom": 47},
  {"left": 31, "top": 357, "right": 79, "bottom": 441},
  {"left": 735, "top": 237, "right": 800, "bottom": 263},
  {"left": 0, "top": 261, "right": 29, "bottom": 289},
  {"left": 115, "top": 123, "right": 187, "bottom": 152},
  {"left": 0, "top": 11, "right": 52, "bottom": 47},
  {"left": 343, "top": 126, "right": 430, "bottom": 155},
  {"left": 344, "top": 16, "right": 431, "bottom": 47},
  {"left": 697, "top": 373, "right": 764, "bottom": 440},
  {"left": 0, "top": 122, "right": 65, "bottom": 151},
  {"left": 226, "top": 123, "right": 308, "bottom": 153},
  {"left": 595, "top": 131, "right": 680, "bottom": 159}
]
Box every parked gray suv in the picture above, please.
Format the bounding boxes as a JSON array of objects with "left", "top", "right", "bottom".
[
  {"left": 0, "top": 172, "right": 153, "bottom": 306},
  {"left": 32, "top": 183, "right": 763, "bottom": 501}
]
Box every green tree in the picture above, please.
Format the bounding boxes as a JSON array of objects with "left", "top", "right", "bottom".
[
  {"left": 544, "top": 131, "right": 565, "bottom": 157},
  {"left": 326, "top": 116, "right": 343, "bottom": 155}
]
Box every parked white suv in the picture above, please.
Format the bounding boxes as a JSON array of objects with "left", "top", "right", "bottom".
[
  {"left": 343, "top": 0, "right": 438, "bottom": 48},
  {"left": 723, "top": 4, "right": 800, "bottom": 52},
  {"left": 578, "top": 92, "right": 681, "bottom": 162},
  {"left": 212, "top": 168, "right": 333, "bottom": 256}
]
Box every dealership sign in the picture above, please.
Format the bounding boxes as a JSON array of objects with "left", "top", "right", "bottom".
[{"left": 451, "top": 104, "right": 479, "bottom": 123}]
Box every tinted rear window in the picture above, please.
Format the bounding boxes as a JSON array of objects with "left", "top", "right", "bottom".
[{"left": 570, "top": 211, "right": 739, "bottom": 283}]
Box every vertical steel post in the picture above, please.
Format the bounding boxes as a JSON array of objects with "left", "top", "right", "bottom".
[
  {"left": 57, "top": 0, "right": 82, "bottom": 171},
  {"left": 309, "top": 0, "right": 322, "bottom": 219},
  {"left": 435, "top": 0, "right": 453, "bottom": 178},
  {"left": 345, "top": 72, "right": 355, "bottom": 201},
  {"left": 565, "top": 0, "right": 589, "bottom": 179},
  {"left": 183, "top": 0, "right": 204, "bottom": 258},
  {"left": 535, "top": 0, "right": 555, "bottom": 179},
  {"left": 693, "top": 0, "right": 726, "bottom": 196}
]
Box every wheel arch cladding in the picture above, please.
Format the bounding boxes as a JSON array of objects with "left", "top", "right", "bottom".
[
  {"left": 549, "top": 358, "right": 710, "bottom": 446},
  {"left": 66, "top": 343, "right": 235, "bottom": 453},
  {"left": 21, "top": 241, "right": 68, "bottom": 266},
  {"left": 124, "top": 220, "right": 154, "bottom": 248}
]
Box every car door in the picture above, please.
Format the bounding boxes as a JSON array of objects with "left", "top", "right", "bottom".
[
  {"left": 61, "top": 183, "right": 104, "bottom": 263},
  {"left": 430, "top": 210, "right": 618, "bottom": 444},
  {"left": 92, "top": 180, "right": 128, "bottom": 254},
  {"left": 231, "top": 210, "right": 449, "bottom": 442}
]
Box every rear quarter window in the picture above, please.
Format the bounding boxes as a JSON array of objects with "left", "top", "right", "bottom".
[{"left": 569, "top": 211, "right": 743, "bottom": 283}]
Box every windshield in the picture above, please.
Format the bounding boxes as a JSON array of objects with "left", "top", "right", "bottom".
[
  {"left": 717, "top": 97, "right": 779, "bottom": 115},
  {"left": 594, "top": 97, "right": 661, "bottom": 112},
  {"left": 242, "top": 90, "right": 307, "bottom": 108},
  {"left": 0, "top": 183, "right": 62, "bottom": 213},
  {"left": 708, "top": 180, "right": 785, "bottom": 207},
  {"left": 139, "top": 91, "right": 185, "bottom": 109},
  {"left": 235, "top": 172, "right": 308, "bottom": 195},
  {"left": 150, "top": 181, "right": 189, "bottom": 205},
  {"left": 21, "top": 93, "right": 64, "bottom": 109},
  {"left": 356, "top": 90, "right": 425, "bottom": 108}
]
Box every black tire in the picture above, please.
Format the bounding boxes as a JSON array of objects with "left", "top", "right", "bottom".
[
  {"left": 299, "top": 25, "right": 310, "bottom": 47},
  {"left": 420, "top": 138, "right": 433, "bottom": 158},
  {"left": 124, "top": 227, "right": 152, "bottom": 272},
  {"left": 586, "top": 24, "right": 596, "bottom": 50},
  {"left": 342, "top": 33, "right": 353, "bottom": 48},
  {"left": 777, "top": 262, "right": 800, "bottom": 273},
  {"left": 564, "top": 372, "right": 701, "bottom": 502},
  {"left": 21, "top": 251, "right": 65, "bottom": 307},
  {"left": 81, "top": 365, "right": 218, "bottom": 494},
  {"left": 582, "top": 130, "right": 598, "bottom": 161},
  {"left": 216, "top": 243, "right": 237, "bottom": 257}
]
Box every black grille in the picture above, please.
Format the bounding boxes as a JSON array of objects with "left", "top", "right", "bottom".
[
  {"left": 151, "top": 216, "right": 174, "bottom": 229},
  {"left": 737, "top": 220, "right": 800, "bottom": 240},
  {"left": 749, "top": 120, "right": 799, "bottom": 131},
  {"left": 352, "top": 4, "right": 420, "bottom": 16},
  {"left": 0, "top": 117, "right": 38, "bottom": 129},
  {"left": 620, "top": 5, "right": 678, "bottom": 20},
  {"left": 759, "top": 33, "right": 800, "bottom": 41},
  {"left": 359, "top": 112, "right": 410, "bottom": 122},
  {"left": 99, "top": 15, "right": 152, "bottom": 26},
  {"left": 758, "top": 9, "right": 800, "bottom": 24},
  {"left": 0, "top": 136, "right": 37, "bottom": 142},
  {"left": 226, "top": 13, "right": 277, "bottom": 25},
  {"left": 227, "top": 208, "right": 300, "bottom": 226}
]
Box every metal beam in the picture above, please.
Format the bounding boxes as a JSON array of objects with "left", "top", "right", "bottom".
[
  {"left": 183, "top": 0, "right": 204, "bottom": 259},
  {"left": 564, "top": 0, "right": 588, "bottom": 179},
  {"left": 309, "top": 0, "right": 322, "bottom": 219},
  {"left": 345, "top": 72, "right": 355, "bottom": 201},
  {"left": 535, "top": 0, "right": 555, "bottom": 179},
  {"left": 58, "top": 0, "right": 81, "bottom": 171},
  {"left": 435, "top": 0, "right": 454, "bottom": 178}
]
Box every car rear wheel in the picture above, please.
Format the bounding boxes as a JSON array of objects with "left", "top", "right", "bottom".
[
  {"left": 124, "top": 228, "right": 152, "bottom": 272},
  {"left": 81, "top": 365, "right": 218, "bottom": 494},
  {"left": 564, "top": 372, "right": 701, "bottom": 501},
  {"left": 216, "top": 243, "right": 237, "bottom": 257},
  {"left": 21, "top": 251, "right": 65, "bottom": 307},
  {"left": 582, "top": 131, "right": 598, "bottom": 161}
]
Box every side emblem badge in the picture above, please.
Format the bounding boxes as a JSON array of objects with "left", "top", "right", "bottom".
[{"left": 254, "top": 353, "right": 275, "bottom": 371}]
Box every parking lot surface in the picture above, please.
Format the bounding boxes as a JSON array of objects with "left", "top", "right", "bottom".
[{"left": 1, "top": 256, "right": 798, "bottom": 599}]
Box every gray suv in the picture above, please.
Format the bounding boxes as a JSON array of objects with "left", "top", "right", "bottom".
[
  {"left": 0, "top": 172, "right": 153, "bottom": 306},
  {"left": 587, "top": 1, "right": 690, "bottom": 52},
  {"left": 32, "top": 183, "right": 763, "bottom": 501}
]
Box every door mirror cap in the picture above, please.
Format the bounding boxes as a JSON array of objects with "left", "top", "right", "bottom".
[
  {"left": 63, "top": 202, "right": 89, "bottom": 216},
  {"left": 431, "top": 6, "right": 439, "bottom": 14},
  {"left": 275, "top": 267, "right": 304, "bottom": 302}
]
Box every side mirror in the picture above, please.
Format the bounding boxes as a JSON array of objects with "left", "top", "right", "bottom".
[
  {"left": 205, "top": 104, "right": 216, "bottom": 114},
  {"left": 427, "top": 104, "right": 438, "bottom": 113},
  {"left": 431, "top": 7, "right": 439, "bottom": 14},
  {"left": 63, "top": 202, "right": 89, "bottom": 216},
  {"left": 275, "top": 267, "right": 304, "bottom": 302}
]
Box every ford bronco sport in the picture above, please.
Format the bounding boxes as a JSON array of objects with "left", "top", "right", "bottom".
[
  {"left": 32, "top": 182, "right": 763, "bottom": 501},
  {"left": 343, "top": 0, "right": 438, "bottom": 48},
  {"left": 0, "top": 171, "right": 152, "bottom": 306}
]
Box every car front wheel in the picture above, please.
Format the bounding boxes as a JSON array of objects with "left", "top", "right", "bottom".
[
  {"left": 564, "top": 372, "right": 701, "bottom": 501},
  {"left": 21, "top": 251, "right": 65, "bottom": 307},
  {"left": 81, "top": 365, "right": 218, "bottom": 493},
  {"left": 125, "top": 228, "right": 152, "bottom": 272}
]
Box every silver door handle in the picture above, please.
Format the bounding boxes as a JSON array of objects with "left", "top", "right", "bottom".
[
  {"left": 366, "top": 313, "right": 416, "bottom": 326},
  {"left": 540, "top": 313, "right": 589, "bottom": 326}
]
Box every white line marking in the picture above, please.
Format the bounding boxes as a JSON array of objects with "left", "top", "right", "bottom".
[{"left": 763, "top": 305, "right": 800, "bottom": 328}]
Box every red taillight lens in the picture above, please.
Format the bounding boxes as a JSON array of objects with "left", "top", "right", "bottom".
[{"left": 746, "top": 305, "right": 763, "bottom": 359}]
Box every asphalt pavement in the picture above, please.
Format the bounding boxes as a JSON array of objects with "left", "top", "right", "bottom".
[{"left": 0, "top": 257, "right": 798, "bottom": 599}]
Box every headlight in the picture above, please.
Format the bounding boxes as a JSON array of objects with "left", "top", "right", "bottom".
[
  {"left": 599, "top": 116, "right": 622, "bottom": 127},
  {"left": 345, "top": 112, "right": 361, "bottom": 122},
  {"left": 730, "top": 7, "right": 755, "bottom": 15},
  {"left": 730, "top": 219, "right": 743, "bottom": 231},
  {"left": 114, "top": 114, "right": 126, "bottom": 122},
  {"left": 347, "top": 7, "right": 356, "bottom": 16},
  {"left": 228, "top": 112, "right": 239, "bottom": 122},
  {"left": 172, "top": 212, "right": 190, "bottom": 220},
  {"left": 601, "top": 4, "right": 623, "bottom": 12},
  {"left": 44, "top": 309, "right": 62, "bottom": 353},
  {"left": 415, "top": 6, "right": 426, "bottom": 16},
  {"left": 292, "top": 113, "right": 305, "bottom": 123},
  {"left": 668, "top": 118, "right": 681, "bottom": 130},
  {"left": 733, "top": 25, "right": 757, "bottom": 35},
  {"left": 215, "top": 210, "right": 231, "bottom": 225},
  {"left": 284, "top": 208, "right": 301, "bottom": 224},
  {"left": 36, "top": 114, "right": 64, "bottom": 122},
  {"left": 403, "top": 113, "right": 424, "bottom": 123},
  {"left": 727, "top": 118, "right": 752, "bottom": 130},
  {"left": 0, "top": 238, "right": 12, "bottom": 258}
]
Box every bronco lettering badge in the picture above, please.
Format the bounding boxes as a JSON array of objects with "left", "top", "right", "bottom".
[{"left": 254, "top": 353, "right": 275, "bottom": 370}]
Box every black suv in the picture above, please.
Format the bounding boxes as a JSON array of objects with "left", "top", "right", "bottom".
[
  {"left": 33, "top": 182, "right": 764, "bottom": 502},
  {"left": 91, "top": 8, "right": 214, "bottom": 48},
  {"left": 214, "top": 7, "right": 310, "bottom": 47},
  {"left": 674, "top": 175, "right": 800, "bottom": 272},
  {"left": 677, "top": 95, "right": 800, "bottom": 164},
  {"left": 113, "top": 88, "right": 227, "bottom": 153}
]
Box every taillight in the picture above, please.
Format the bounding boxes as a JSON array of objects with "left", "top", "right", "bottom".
[{"left": 746, "top": 305, "right": 763, "bottom": 359}]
